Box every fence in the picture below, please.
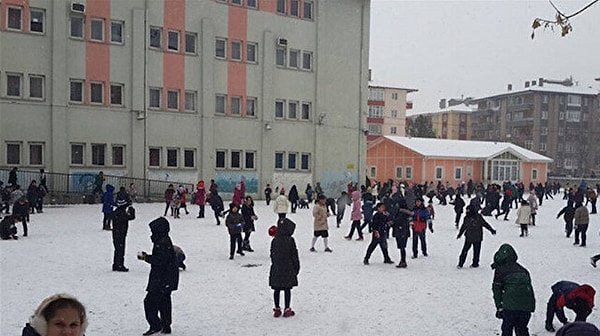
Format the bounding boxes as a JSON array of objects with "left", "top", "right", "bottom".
[{"left": 0, "top": 168, "right": 195, "bottom": 204}]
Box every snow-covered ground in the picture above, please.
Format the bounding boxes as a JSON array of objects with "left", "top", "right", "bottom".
[{"left": 1, "top": 194, "right": 599, "bottom": 336}]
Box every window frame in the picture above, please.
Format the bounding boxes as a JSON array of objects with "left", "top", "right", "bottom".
[
  {"left": 110, "top": 83, "right": 124, "bottom": 106},
  {"left": 7, "top": 6, "right": 23, "bottom": 31},
  {"left": 405, "top": 166, "right": 413, "bottom": 179},
  {"left": 290, "top": 0, "right": 300, "bottom": 17},
  {"left": 185, "top": 32, "right": 197, "bottom": 54},
  {"left": 29, "top": 75, "right": 45, "bottom": 100},
  {"left": 288, "top": 100, "right": 298, "bottom": 119},
  {"left": 216, "top": 150, "right": 226, "bottom": 169},
  {"left": 70, "top": 143, "right": 85, "bottom": 166},
  {"left": 369, "top": 166, "right": 377, "bottom": 178},
  {"left": 90, "top": 18, "right": 105, "bottom": 42},
  {"left": 247, "top": 0, "right": 258, "bottom": 9},
  {"left": 149, "top": 26, "right": 162, "bottom": 49},
  {"left": 395, "top": 166, "right": 403, "bottom": 179},
  {"left": 90, "top": 82, "right": 104, "bottom": 105},
  {"left": 231, "top": 96, "right": 242, "bottom": 116},
  {"left": 300, "top": 153, "right": 310, "bottom": 171},
  {"left": 111, "top": 145, "right": 125, "bottom": 166},
  {"left": 29, "top": 142, "right": 44, "bottom": 166},
  {"left": 301, "top": 102, "right": 311, "bottom": 120},
  {"left": 149, "top": 87, "right": 162, "bottom": 109},
  {"left": 29, "top": 8, "right": 45, "bottom": 34},
  {"left": 69, "top": 79, "right": 84, "bottom": 103},
  {"left": 277, "top": 0, "right": 286, "bottom": 14},
  {"left": 167, "top": 89, "right": 179, "bottom": 110},
  {"left": 246, "top": 97, "right": 257, "bottom": 117},
  {"left": 275, "top": 99, "right": 285, "bottom": 119},
  {"left": 70, "top": 15, "right": 85, "bottom": 39},
  {"left": 216, "top": 94, "right": 227, "bottom": 115},
  {"left": 110, "top": 20, "right": 124, "bottom": 44},
  {"left": 287, "top": 152, "right": 297, "bottom": 170},
  {"left": 231, "top": 40, "right": 242, "bottom": 61},
  {"left": 6, "top": 142, "right": 21, "bottom": 165},
  {"left": 215, "top": 37, "right": 227, "bottom": 59},
  {"left": 454, "top": 167, "right": 462, "bottom": 180},
  {"left": 230, "top": 150, "right": 242, "bottom": 169},
  {"left": 302, "top": 51, "right": 313, "bottom": 70},
  {"left": 244, "top": 151, "right": 256, "bottom": 170},
  {"left": 167, "top": 30, "right": 180, "bottom": 52},
  {"left": 91, "top": 143, "right": 106, "bottom": 166},
  {"left": 185, "top": 91, "right": 197, "bottom": 112},
  {"left": 166, "top": 148, "right": 179, "bottom": 168},
  {"left": 246, "top": 42, "right": 258, "bottom": 63},
  {"left": 274, "top": 152, "right": 285, "bottom": 170},
  {"left": 149, "top": 147, "right": 161, "bottom": 167},
  {"left": 303, "top": 1, "right": 314, "bottom": 20},
  {"left": 289, "top": 49, "right": 300, "bottom": 68},
  {"left": 531, "top": 168, "right": 538, "bottom": 180},
  {"left": 276, "top": 47, "right": 286, "bottom": 67},
  {"left": 6, "top": 73, "right": 23, "bottom": 98},
  {"left": 184, "top": 149, "right": 195, "bottom": 168}
]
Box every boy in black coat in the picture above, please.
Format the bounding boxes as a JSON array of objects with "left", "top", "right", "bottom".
[
  {"left": 112, "top": 193, "right": 134, "bottom": 272},
  {"left": 557, "top": 200, "right": 576, "bottom": 238},
  {"left": 392, "top": 199, "right": 412, "bottom": 268},
  {"left": 363, "top": 203, "right": 393, "bottom": 265},
  {"left": 269, "top": 218, "right": 300, "bottom": 318},
  {"left": 0, "top": 214, "right": 20, "bottom": 240},
  {"left": 450, "top": 194, "right": 465, "bottom": 228},
  {"left": 225, "top": 203, "right": 245, "bottom": 259},
  {"left": 138, "top": 217, "right": 179, "bottom": 335},
  {"left": 457, "top": 204, "right": 496, "bottom": 268}
]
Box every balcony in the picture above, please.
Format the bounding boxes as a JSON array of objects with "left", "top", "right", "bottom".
[
  {"left": 507, "top": 118, "right": 534, "bottom": 127},
  {"left": 472, "top": 122, "right": 496, "bottom": 131},
  {"left": 507, "top": 103, "right": 534, "bottom": 112}
]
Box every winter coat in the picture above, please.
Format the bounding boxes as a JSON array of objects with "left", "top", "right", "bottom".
[
  {"left": 145, "top": 217, "right": 179, "bottom": 292},
  {"left": 210, "top": 191, "right": 224, "bottom": 212},
  {"left": 288, "top": 186, "right": 299, "bottom": 203},
  {"left": 241, "top": 204, "right": 256, "bottom": 232},
  {"left": 557, "top": 322, "right": 600, "bottom": 336},
  {"left": 412, "top": 206, "right": 431, "bottom": 233},
  {"left": 527, "top": 195, "right": 538, "bottom": 214},
  {"left": 392, "top": 208, "right": 411, "bottom": 240},
  {"left": 273, "top": 194, "right": 289, "bottom": 214},
  {"left": 113, "top": 203, "right": 134, "bottom": 238},
  {"left": 452, "top": 196, "right": 465, "bottom": 213},
  {"left": 8, "top": 169, "right": 17, "bottom": 185},
  {"left": 575, "top": 206, "right": 590, "bottom": 226},
  {"left": 0, "top": 215, "right": 18, "bottom": 239},
  {"left": 312, "top": 203, "right": 329, "bottom": 231},
  {"left": 350, "top": 191, "right": 362, "bottom": 221},
  {"left": 164, "top": 187, "right": 175, "bottom": 203},
  {"left": 194, "top": 187, "right": 206, "bottom": 206},
  {"left": 26, "top": 185, "right": 39, "bottom": 204},
  {"left": 500, "top": 195, "right": 511, "bottom": 211},
  {"left": 557, "top": 205, "right": 576, "bottom": 222},
  {"left": 458, "top": 212, "right": 495, "bottom": 243},
  {"left": 101, "top": 184, "right": 115, "bottom": 214},
  {"left": 22, "top": 293, "right": 89, "bottom": 336},
  {"left": 269, "top": 218, "right": 300, "bottom": 290},
  {"left": 225, "top": 211, "right": 244, "bottom": 235},
  {"left": 336, "top": 193, "right": 351, "bottom": 210},
  {"left": 371, "top": 211, "right": 389, "bottom": 238},
  {"left": 232, "top": 184, "right": 243, "bottom": 206},
  {"left": 10, "top": 189, "right": 24, "bottom": 204},
  {"left": 516, "top": 206, "right": 531, "bottom": 225},
  {"left": 491, "top": 244, "right": 535, "bottom": 312},
  {"left": 362, "top": 192, "right": 375, "bottom": 222}
]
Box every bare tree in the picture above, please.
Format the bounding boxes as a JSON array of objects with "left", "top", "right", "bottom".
[{"left": 531, "top": 0, "right": 599, "bottom": 38}]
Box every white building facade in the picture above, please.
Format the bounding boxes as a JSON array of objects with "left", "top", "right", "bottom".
[{"left": 0, "top": 0, "right": 370, "bottom": 196}]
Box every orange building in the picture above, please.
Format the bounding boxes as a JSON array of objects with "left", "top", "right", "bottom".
[{"left": 367, "top": 136, "right": 552, "bottom": 186}]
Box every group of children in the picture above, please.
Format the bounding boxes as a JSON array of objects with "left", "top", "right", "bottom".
[{"left": 0, "top": 177, "right": 48, "bottom": 240}]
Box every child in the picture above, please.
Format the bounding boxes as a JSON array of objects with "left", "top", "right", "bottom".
[
  {"left": 345, "top": 191, "right": 363, "bottom": 240},
  {"left": 225, "top": 203, "right": 245, "bottom": 260},
  {"left": 310, "top": 195, "right": 332, "bottom": 252},
  {"left": 170, "top": 192, "right": 181, "bottom": 219},
  {"left": 269, "top": 218, "right": 300, "bottom": 318},
  {"left": 411, "top": 198, "right": 431, "bottom": 258},
  {"left": 0, "top": 214, "right": 20, "bottom": 240},
  {"left": 101, "top": 184, "right": 115, "bottom": 230},
  {"left": 210, "top": 190, "right": 224, "bottom": 225},
  {"left": 173, "top": 245, "right": 187, "bottom": 270},
  {"left": 241, "top": 196, "right": 257, "bottom": 252},
  {"left": 426, "top": 200, "right": 435, "bottom": 233},
  {"left": 163, "top": 184, "right": 175, "bottom": 217},
  {"left": 363, "top": 202, "right": 393, "bottom": 265},
  {"left": 557, "top": 200, "right": 576, "bottom": 238},
  {"left": 516, "top": 199, "right": 531, "bottom": 237}
]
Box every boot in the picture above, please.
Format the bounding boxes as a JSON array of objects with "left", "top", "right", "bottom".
[
  {"left": 396, "top": 261, "right": 407, "bottom": 268},
  {"left": 273, "top": 307, "right": 282, "bottom": 318},
  {"left": 283, "top": 308, "right": 295, "bottom": 317},
  {"left": 545, "top": 322, "right": 555, "bottom": 332}
]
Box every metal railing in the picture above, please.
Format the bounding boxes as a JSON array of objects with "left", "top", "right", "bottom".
[{"left": 0, "top": 168, "right": 195, "bottom": 203}]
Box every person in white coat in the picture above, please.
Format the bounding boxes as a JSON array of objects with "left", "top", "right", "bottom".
[
  {"left": 516, "top": 199, "right": 532, "bottom": 237},
  {"left": 273, "top": 188, "right": 289, "bottom": 219}
]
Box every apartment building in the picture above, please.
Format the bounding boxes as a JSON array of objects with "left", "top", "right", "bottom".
[
  {"left": 366, "top": 84, "right": 416, "bottom": 142},
  {"left": 406, "top": 100, "right": 474, "bottom": 140},
  {"left": 0, "top": 0, "right": 371, "bottom": 196},
  {"left": 470, "top": 79, "right": 600, "bottom": 176}
]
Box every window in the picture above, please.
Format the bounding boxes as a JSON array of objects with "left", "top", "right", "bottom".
[
  {"left": 391, "top": 110, "right": 398, "bottom": 118},
  {"left": 231, "top": 40, "right": 242, "bottom": 61},
  {"left": 301, "top": 153, "right": 310, "bottom": 170},
  {"left": 395, "top": 167, "right": 403, "bottom": 179},
  {"left": 566, "top": 111, "right": 581, "bottom": 122},
  {"left": 167, "top": 148, "right": 178, "bottom": 167},
  {"left": 185, "top": 91, "right": 196, "bottom": 111},
  {"left": 70, "top": 80, "right": 84, "bottom": 103},
  {"left": 90, "top": 82, "right": 103, "bottom": 104},
  {"left": 110, "top": 84, "right": 123, "bottom": 106},
  {"left": 277, "top": 0, "right": 286, "bottom": 14},
  {"left": 559, "top": 111, "right": 565, "bottom": 120},
  {"left": 276, "top": 47, "right": 286, "bottom": 67},
  {"left": 216, "top": 150, "right": 226, "bottom": 168},
  {"left": 149, "top": 88, "right": 161, "bottom": 108},
  {"left": 70, "top": 15, "right": 84, "bottom": 38},
  {"left": 215, "top": 38, "right": 227, "bottom": 58},
  {"left": 275, "top": 100, "right": 285, "bottom": 118},
  {"left": 567, "top": 95, "right": 581, "bottom": 106},
  {"left": 301, "top": 102, "right": 311, "bottom": 120},
  {"left": 541, "top": 127, "right": 548, "bottom": 135},
  {"left": 7, "top": 7, "right": 22, "bottom": 30},
  {"left": 168, "top": 30, "right": 179, "bottom": 51},
  {"left": 111, "top": 21, "right": 123, "bottom": 43},
  {"left": 288, "top": 152, "right": 297, "bottom": 170},
  {"left": 245, "top": 151, "right": 255, "bottom": 169},
  {"left": 71, "top": 144, "right": 84, "bottom": 165},
  {"left": 302, "top": 51, "right": 312, "bottom": 70},
  {"left": 184, "top": 149, "right": 195, "bottom": 168},
  {"left": 7, "top": 73, "right": 22, "bottom": 97},
  {"left": 149, "top": 148, "right": 161, "bottom": 167},
  {"left": 112, "top": 145, "right": 124, "bottom": 166},
  {"left": 405, "top": 166, "right": 413, "bottom": 179},
  {"left": 435, "top": 167, "right": 443, "bottom": 179},
  {"left": 290, "top": 0, "right": 299, "bottom": 16},
  {"left": 185, "top": 32, "right": 196, "bottom": 53},
  {"left": 542, "top": 95, "right": 548, "bottom": 104},
  {"left": 454, "top": 167, "right": 462, "bottom": 180},
  {"left": 90, "top": 19, "right": 104, "bottom": 41},
  {"left": 150, "top": 27, "right": 162, "bottom": 48},
  {"left": 167, "top": 90, "right": 179, "bottom": 110},
  {"left": 541, "top": 111, "right": 548, "bottom": 120},
  {"left": 558, "top": 128, "right": 564, "bottom": 136},
  {"left": 246, "top": 97, "right": 257, "bottom": 117},
  {"left": 392, "top": 93, "right": 398, "bottom": 100},
  {"left": 539, "top": 143, "right": 546, "bottom": 151},
  {"left": 275, "top": 152, "right": 284, "bottom": 170},
  {"left": 390, "top": 127, "right": 397, "bottom": 135},
  {"left": 29, "top": 75, "right": 44, "bottom": 99},
  {"left": 288, "top": 101, "right": 298, "bottom": 119},
  {"left": 369, "top": 166, "right": 377, "bottom": 178},
  {"left": 231, "top": 96, "right": 241, "bottom": 115},
  {"left": 29, "top": 143, "right": 43, "bottom": 165},
  {"left": 289, "top": 49, "right": 300, "bottom": 68},
  {"left": 247, "top": 0, "right": 257, "bottom": 8},
  {"left": 247, "top": 42, "right": 257, "bottom": 63},
  {"left": 231, "top": 150, "right": 241, "bottom": 169},
  {"left": 30, "top": 9, "right": 44, "bottom": 33},
  {"left": 216, "top": 94, "right": 227, "bottom": 114},
  {"left": 232, "top": 0, "right": 242, "bottom": 5},
  {"left": 304, "top": 1, "right": 314, "bottom": 19},
  {"left": 91, "top": 144, "right": 106, "bottom": 166},
  {"left": 6, "top": 143, "right": 21, "bottom": 165},
  {"left": 532, "top": 169, "right": 538, "bottom": 180}
]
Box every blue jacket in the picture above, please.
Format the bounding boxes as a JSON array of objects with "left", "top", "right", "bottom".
[{"left": 101, "top": 184, "right": 115, "bottom": 214}]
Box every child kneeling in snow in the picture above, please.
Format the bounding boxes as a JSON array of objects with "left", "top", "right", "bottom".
[
  {"left": 0, "top": 214, "right": 20, "bottom": 240},
  {"left": 269, "top": 218, "right": 300, "bottom": 318}
]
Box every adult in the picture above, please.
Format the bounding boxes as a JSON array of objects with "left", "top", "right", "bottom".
[
  {"left": 138, "top": 217, "right": 179, "bottom": 335},
  {"left": 209, "top": 189, "right": 224, "bottom": 226},
  {"left": 39, "top": 168, "right": 48, "bottom": 194},
  {"left": 491, "top": 243, "right": 535, "bottom": 336},
  {"left": 269, "top": 218, "right": 300, "bottom": 318},
  {"left": 574, "top": 201, "right": 590, "bottom": 247},
  {"left": 457, "top": 204, "right": 496, "bottom": 268},
  {"left": 21, "top": 293, "right": 88, "bottom": 336}
]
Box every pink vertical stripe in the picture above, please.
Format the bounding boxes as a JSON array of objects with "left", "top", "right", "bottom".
[
  {"left": 163, "top": 0, "right": 186, "bottom": 112},
  {"left": 85, "top": 0, "right": 111, "bottom": 106},
  {"left": 228, "top": 5, "right": 247, "bottom": 116}
]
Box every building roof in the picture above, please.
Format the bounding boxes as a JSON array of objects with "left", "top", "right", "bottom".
[
  {"left": 476, "top": 84, "right": 598, "bottom": 101},
  {"left": 379, "top": 136, "right": 553, "bottom": 163},
  {"left": 368, "top": 83, "right": 418, "bottom": 93},
  {"left": 407, "top": 103, "right": 476, "bottom": 117}
]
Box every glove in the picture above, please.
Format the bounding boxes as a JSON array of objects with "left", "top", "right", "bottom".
[
  {"left": 456, "top": 234, "right": 461, "bottom": 240},
  {"left": 495, "top": 309, "right": 503, "bottom": 319},
  {"left": 491, "top": 230, "right": 497, "bottom": 235},
  {"left": 429, "top": 228, "right": 434, "bottom": 233},
  {"left": 137, "top": 251, "right": 147, "bottom": 261},
  {"left": 373, "top": 230, "right": 380, "bottom": 239}
]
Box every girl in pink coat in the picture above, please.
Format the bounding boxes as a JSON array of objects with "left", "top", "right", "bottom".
[
  {"left": 195, "top": 181, "right": 206, "bottom": 218},
  {"left": 345, "top": 191, "right": 364, "bottom": 240}
]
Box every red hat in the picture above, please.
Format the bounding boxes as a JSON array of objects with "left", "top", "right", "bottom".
[{"left": 268, "top": 225, "right": 278, "bottom": 237}]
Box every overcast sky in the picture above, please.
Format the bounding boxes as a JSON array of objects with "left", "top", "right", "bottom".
[{"left": 369, "top": 0, "right": 600, "bottom": 113}]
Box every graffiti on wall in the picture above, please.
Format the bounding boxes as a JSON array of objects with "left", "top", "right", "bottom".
[
  {"left": 271, "top": 173, "right": 312, "bottom": 196},
  {"left": 321, "top": 170, "right": 358, "bottom": 197},
  {"left": 215, "top": 172, "right": 258, "bottom": 196}
]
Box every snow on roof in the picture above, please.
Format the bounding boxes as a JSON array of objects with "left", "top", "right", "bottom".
[
  {"left": 383, "top": 136, "right": 553, "bottom": 162},
  {"left": 368, "top": 83, "right": 418, "bottom": 93},
  {"left": 407, "top": 103, "right": 476, "bottom": 117},
  {"left": 478, "top": 84, "right": 598, "bottom": 101}
]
